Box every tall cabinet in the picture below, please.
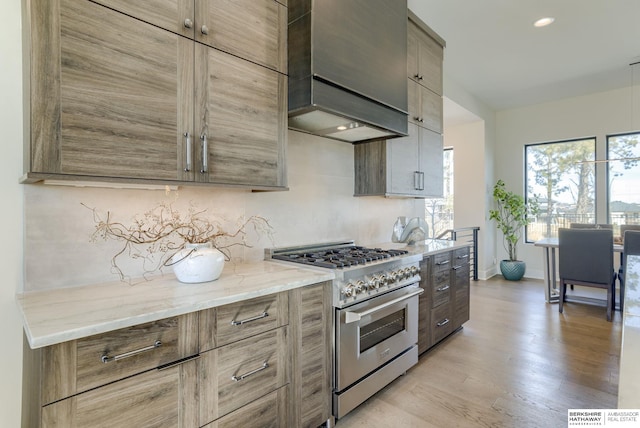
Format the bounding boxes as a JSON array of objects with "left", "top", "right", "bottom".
[
  {"left": 22, "top": 0, "right": 287, "bottom": 190},
  {"left": 354, "top": 11, "right": 445, "bottom": 198}
]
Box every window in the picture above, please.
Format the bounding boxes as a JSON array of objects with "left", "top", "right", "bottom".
[
  {"left": 608, "top": 132, "right": 640, "bottom": 231},
  {"left": 525, "top": 138, "right": 596, "bottom": 241},
  {"left": 425, "top": 148, "right": 453, "bottom": 238}
]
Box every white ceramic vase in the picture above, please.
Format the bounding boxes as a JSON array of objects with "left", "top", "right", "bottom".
[{"left": 171, "top": 242, "right": 225, "bottom": 283}]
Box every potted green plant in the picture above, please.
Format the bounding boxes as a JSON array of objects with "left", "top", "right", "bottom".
[{"left": 489, "top": 179, "right": 539, "bottom": 280}]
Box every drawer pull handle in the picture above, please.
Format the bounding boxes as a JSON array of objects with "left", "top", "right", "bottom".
[
  {"left": 452, "top": 265, "right": 463, "bottom": 270},
  {"left": 436, "top": 285, "right": 450, "bottom": 292},
  {"left": 436, "top": 260, "right": 449, "bottom": 266},
  {"left": 230, "top": 311, "right": 269, "bottom": 326},
  {"left": 436, "top": 318, "right": 450, "bottom": 327},
  {"left": 231, "top": 361, "right": 269, "bottom": 382},
  {"left": 457, "top": 254, "right": 469, "bottom": 259},
  {"left": 101, "top": 340, "right": 162, "bottom": 364}
]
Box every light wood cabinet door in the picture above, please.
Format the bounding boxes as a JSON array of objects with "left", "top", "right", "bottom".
[
  {"left": 27, "top": 0, "right": 192, "bottom": 181},
  {"left": 418, "top": 126, "right": 444, "bottom": 197},
  {"left": 195, "top": 0, "right": 287, "bottom": 73},
  {"left": 194, "top": 44, "right": 287, "bottom": 188},
  {"left": 199, "top": 328, "right": 289, "bottom": 425},
  {"left": 408, "top": 20, "right": 443, "bottom": 96},
  {"left": 41, "top": 359, "right": 198, "bottom": 428},
  {"left": 289, "top": 282, "right": 332, "bottom": 428},
  {"left": 408, "top": 80, "right": 443, "bottom": 134},
  {"left": 387, "top": 127, "right": 421, "bottom": 196}
]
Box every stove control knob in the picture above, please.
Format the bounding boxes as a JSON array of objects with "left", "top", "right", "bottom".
[
  {"left": 410, "top": 265, "right": 419, "bottom": 276},
  {"left": 388, "top": 271, "right": 397, "bottom": 283},
  {"left": 379, "top": 274, "right": 388, "bottom": 286},
  {"left": 404, "top": 267, "right": 412, "bottom": 279},
  {"left": 370, "top": 275, "right": 381, "bottom": 289},
  {"left": 342, "top": 284, "right": 354, "bottom": 297},
  {"left": 355, "top": 280, "right": 366, "bottom": 293}
]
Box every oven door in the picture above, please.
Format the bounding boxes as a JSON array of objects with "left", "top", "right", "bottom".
[{"left": 335, "top": 284, "right": 423, "bottom": 391}]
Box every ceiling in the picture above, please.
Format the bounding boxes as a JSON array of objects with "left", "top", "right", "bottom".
[{"left": 408, "top": 0, "right": 640, "bottom": 112}]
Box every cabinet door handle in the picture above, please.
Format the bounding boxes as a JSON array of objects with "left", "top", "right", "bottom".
[
  {"left": 436, "top": 318, "right": 450, "bottom": 327},
  {"left": 420, "top": 171, "right": 425, "bottom": 190},
  {"left": 452, "top": 265, "right": 464, "bottom": 270},
  {"left": 231, "top": 361, "right": 269, "bottom": 382},
  {"left": 413, "top": 74, "right": 423, "bottom": 81},
  {"left": 101, "top": 340, "right": 162, "bottom": 363},
  {"left": 184, "top": 18, "right": 193, "bottom": 29},
  {"left": 414, "top": 171, "right": 421, "bottom": 190},
  {"left": 436, "top": 260, "right": 449, "bottom": 266},
  {"left": 457, "top": 254, "right": 469, "bottom": 259},
  {"left": 184, "top": 132, "right": 192, "bottom": 172},
  {"left": 201, "top": 25, "right": 209, "bottom": 35},
  {"left": 230, "top": 311, "right": 269, "bottom": 326},
  {"left": 200, "top": 133, "right": 208, "bottom": 173},
  {"left": 436, "top": 285, "right": 449, "bottom": 292}
]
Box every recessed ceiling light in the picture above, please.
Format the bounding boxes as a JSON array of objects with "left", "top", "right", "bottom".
[
  {"left": 534, "top": 17, "right": 555, "bottom": 28},
  {"left": 337, "top": 125, "right": 347, "bottom": 131}
]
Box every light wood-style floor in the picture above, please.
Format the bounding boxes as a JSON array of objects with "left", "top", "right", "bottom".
[{"left": 335, "top": 277, "right": 622, "bottom": 427}]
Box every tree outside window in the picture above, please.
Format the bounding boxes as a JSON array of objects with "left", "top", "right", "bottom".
[{"left": 525, "top": 138, "right": 596, "bottom": 241}]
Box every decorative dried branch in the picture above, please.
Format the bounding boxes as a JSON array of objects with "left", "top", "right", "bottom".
[{"left": 83, "top": 201, "right": 274, "bottom": 284}]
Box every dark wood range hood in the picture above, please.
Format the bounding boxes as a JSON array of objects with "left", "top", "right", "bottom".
[{"left": 287, "top": 0, "right": 408, "bottom": 143}]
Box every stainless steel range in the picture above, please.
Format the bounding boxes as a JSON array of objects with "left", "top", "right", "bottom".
[{"left": 266, "top": 241, "right": 423, "bottom": 420}]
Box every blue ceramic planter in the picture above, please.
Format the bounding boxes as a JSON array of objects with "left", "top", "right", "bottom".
[{"left": 500, "top": 260, "right": 526, "bottom": 281}]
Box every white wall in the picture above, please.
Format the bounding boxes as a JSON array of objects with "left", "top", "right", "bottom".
[
  {"left": 1, "top": 0, "right": 25, "bottom": 426},
  {"left": 445, "top": 119, "right": 497, "bottom": 279},
  {"left": 443, "top": 78, "right": 498, "bottom": 280},
  {"left": 495, "top": 86, "right": 636, "bottom": 279}
]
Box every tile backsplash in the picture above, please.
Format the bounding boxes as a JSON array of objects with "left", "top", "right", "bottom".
[{"left": 24, "top": 131, "right": 423, "bottom": 291}]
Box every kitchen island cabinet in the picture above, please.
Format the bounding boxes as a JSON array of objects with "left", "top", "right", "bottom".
[
  {"left": 354, "top": 11, "right": 444, "bottom": 198},
  {"left": 21, "top": 0, "right": 287, "bottom": 190},
  {"left": 18, "top": 262, "right": 333, "bottom": 427}
]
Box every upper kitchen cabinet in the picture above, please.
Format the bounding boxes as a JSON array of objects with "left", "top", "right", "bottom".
[
  {"left": 91, "top": 0, "right": 287, "bottom": 74},
  {"left": 354, "top": 10, "right": 444, "bottom": 198},
  {"left": 354, "top": 123, "right": 443, "bottom": 198},
  {"left": 21, "top": 0, "right": 287, "bottom": 190},
  {"left": 407, "top": 13, "right": 444, "bottom": 96}
]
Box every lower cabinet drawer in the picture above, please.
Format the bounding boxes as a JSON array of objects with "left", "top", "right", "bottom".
[
  {"left": 43, "top": 313, "right": 198, "bottom": 405},
  {"left": 199, "top": 327, "right": 289, "bottom": 424},
  {"left": 431, "top": 280, "right": 451, "bottom": 308},
  {"left": 201, "top": 292, "right": 289, "bottom": 351},
  {"left": 41, "top": 360, "right": 197, "bottom": 428},
  {"left": 202, "top": 386, "right": 289, "bottom": 428},
  {"left": 431, "top": 303, "right": 453, "bottom": 344}
]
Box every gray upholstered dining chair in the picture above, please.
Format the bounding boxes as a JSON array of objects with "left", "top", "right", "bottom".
[
  {"left": 619, "top": 229, "right": 640, "bottom": 313},
  {"left": 620, "top": 224, "right": 640, "bottom": 241},
  {"left": 558, "top": 228, "right": 616, "bottom": 321}
]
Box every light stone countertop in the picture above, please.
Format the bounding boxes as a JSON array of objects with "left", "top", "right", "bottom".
[
  {"left": 16, "top": 260, "right": 334, "bottom": 349},
  {"left": 373, "top": 239, "right": 473, "bottom": 256},
  {"left": 617, "top": 254, "right": 640, "bottom": 408}
]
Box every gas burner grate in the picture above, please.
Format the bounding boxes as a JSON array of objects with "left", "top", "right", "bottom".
[{"left": 272, "top": 246, "right": 409, "bottom": 269}]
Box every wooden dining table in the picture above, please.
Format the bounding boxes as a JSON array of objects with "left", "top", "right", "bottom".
[{"left": 534, "top": 237, "right": 623, "bottom": 303}]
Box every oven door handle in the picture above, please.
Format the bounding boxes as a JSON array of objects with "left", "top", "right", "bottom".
[{"left": 344, "top": 288, "right": 424, "bottom": 324}]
